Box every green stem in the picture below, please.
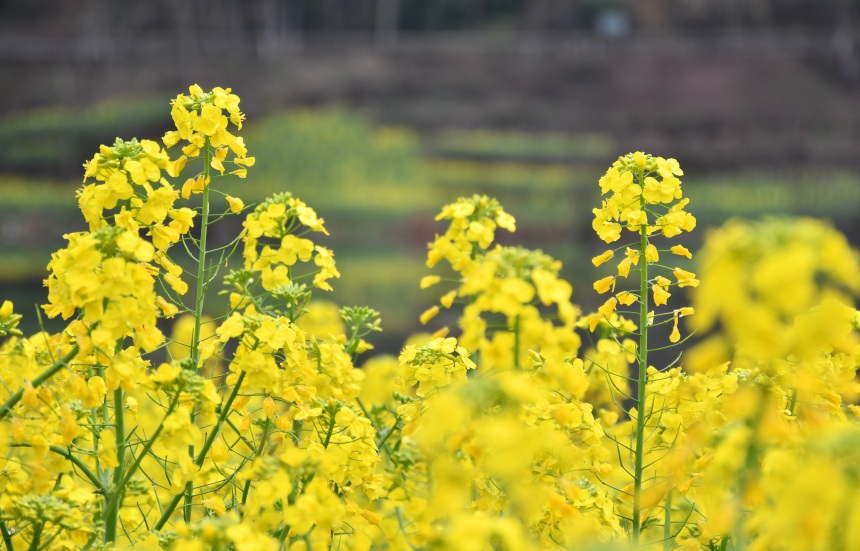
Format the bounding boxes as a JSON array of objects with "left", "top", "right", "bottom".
[
  {"left": 663, "top": 488, "right": 672, "bottom": 551},
  {"left": 103, "top": 388, "right": 125, "bottom": 544},
  {"left": 0, "top": 513, "right": 14, "bottom": 551},
  {"left": 104, "top": 387, "right": 184, "bottom": 518},
  {"left": 183, "top": 476, "right": 193, "bottom": 523},
  {"left": 26, "top": 523, "right": 42, "bottom": 551},
  {"left": 99, "top": 366, "right": 110, "bottom": 490},
  {"left": 291, "top": 419, "right": 304, "bottom": 445},
  {"left": 153, "top": 370, "right": 247, "bottom": 530},
  {"left": 788, "top": 388, "right": 798, "bottom": 416},
  {"left": 376, "top": 416, "right": 401, "bottom": 451},
  {"left": 0, "top": 344, "right": 79, "bottom": 421},
  {"left": 277, "top": 527, "right": 289, "bottom": 550},
  {"left": 52, "top": 445, "right": 106, "bottom": 493},
  {"left": 733, "top": 386, "right": 767, "bottom": 551},
  {"left": 632, "top": 174, "right": 649, "bottom": 547},
  {"left": 90, "top": 396, "right": 103, "bottom": 488},
  {"left": 322, "top": 404, "right": 340, "bottom": 449},
  {"left": 355, "top": 398, "right": 376, "bottom": 432},
  {"left": 9, "top": 444, "right": 105, "bottom": 494},
  {"left": 190, "top": 136, "right": 212, "bottom": 369},
  {"left": 240, "top": 418, "right": 272, "bottom": 516},
  {"left": 185, "top": 137, "right": 212, "bottom": 522}
]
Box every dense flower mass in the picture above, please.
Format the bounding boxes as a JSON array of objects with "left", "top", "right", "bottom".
[{"left": 1, "top": 90, "right": 859, "bottom": 551}]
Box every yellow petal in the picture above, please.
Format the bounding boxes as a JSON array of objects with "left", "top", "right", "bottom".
[{"left": 420, "top": 306, "right": 439, "bottom": 325}]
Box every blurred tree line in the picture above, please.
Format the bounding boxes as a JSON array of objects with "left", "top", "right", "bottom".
[{"left": 0, "top": 0, "right": 855, "bottom": 40}]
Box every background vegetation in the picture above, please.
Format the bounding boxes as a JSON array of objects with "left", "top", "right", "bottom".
[{"left": 1, "top": 0, "right": 859, "bottom": 348}]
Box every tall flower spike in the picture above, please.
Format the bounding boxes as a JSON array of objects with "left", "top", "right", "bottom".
[
  {"left": 588, "top": 152, "right": 697, "bottom": 548},
  {"left": 163, "top": 84, "right": 255, "bottom": 196}
]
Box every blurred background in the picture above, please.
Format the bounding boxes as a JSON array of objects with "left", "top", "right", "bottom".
[{"left": 2, "top": 0, "right": 860, "bottom": 350}]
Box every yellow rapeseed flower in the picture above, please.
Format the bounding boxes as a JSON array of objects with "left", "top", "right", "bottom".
[
  {"left": 594, "top": 276, "right": 616, "bottom": 294},
  {"left": 226, "top": 195, "right": 244, "bottom": 213},
  {"left": 652, "top": 283, "right": 671, "bottom": 306},
  {"left": 420, "top": 305, "right": 440, "bottom": 325},
  {"left": 671, "top": 244, "right": 692, "bottom": 259},
  {"left": 592, "top": 250, "right": 615, "bottom": 267}
]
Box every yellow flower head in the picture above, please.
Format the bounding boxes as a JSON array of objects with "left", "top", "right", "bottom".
[
  {"left": 164, "top": 86, "right": 252, "bottom": 182},
  {"left": 592, "top": 152, "right": 691, "bottom": 244}
]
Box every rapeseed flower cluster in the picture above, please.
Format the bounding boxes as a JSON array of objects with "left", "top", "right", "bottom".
[
  {"left": 587, "top": 152, "right": 697, "bottom": 335},
  {"left": 1, "top": 89, "right": 859, "bottom": 551},
  {"left": 0, "top": 85, "right": 381, "bottom": 551}
]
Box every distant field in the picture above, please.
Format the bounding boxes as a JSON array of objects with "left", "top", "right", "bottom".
[{"left": 2, "top": 103, "right": 859, "bottom": 341}]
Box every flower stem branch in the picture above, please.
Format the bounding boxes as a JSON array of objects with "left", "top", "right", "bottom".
[
  {"left": 104, "top": 388, "right": 126, "bottom": 543},
  {"left": 0, "top": 514, "right": 13, "bottom": 551},
  {"left": 153, "top": 370, "right": 247, "bottom": 530},
  {"left": 9, "top": 444, "right": 106, "bottom": 494},
  {"left": 0, "top": 344, "right": 79, "bottom": 421},
  {"left": 104, "top": 386, "right": 185, "bottom": 521}
]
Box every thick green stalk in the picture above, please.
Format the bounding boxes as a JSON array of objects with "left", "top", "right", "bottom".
[
  {"left": 7, "top": 444, "right": 107, "bottom": 493},
  {"left": 153, "top": 370, "right": 247, "bottom": 530},
  {"left": 0, "top": 514, "right": 13, "bottom": 551},
  {"left": 663, "top": 488, "right": 673, "bottom": 551},
  {"left": 183, "top": 466, "right": 193, "bottom": 523},
  {"left": 632, "top": 176, "right": 649, "bottom": 547},
  {"left": 103, "top": 389, "right": 126, "bottom": 543},
  {"left": 376, "top": 416, "right": 401, "bottom": 451},
  {"left": 185, "top": 137, "right": 212, "bottom": 521},
  {"left": 733, "top": 387, "right": 767, "bottom": 551},
  {"left": 322, "top": 404, "right": 340, "bottom": 449},
  {"left": 105, "top": 387, "right": 184, "bottom": 516},
  {"left": 26, "top": 523, "right": 42, "bottom": 551},
  {"left": 0, "top": 344, "right": 79, "bottom": 421},
  {"left": 48, "top": 445, "right": 106, "bottom": 493},
  {"left": 240, "top": 418, "right": 272, "bottom": 516},
  {"left": 191, "top": 137, "right": 212, "bottom": 368}
]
